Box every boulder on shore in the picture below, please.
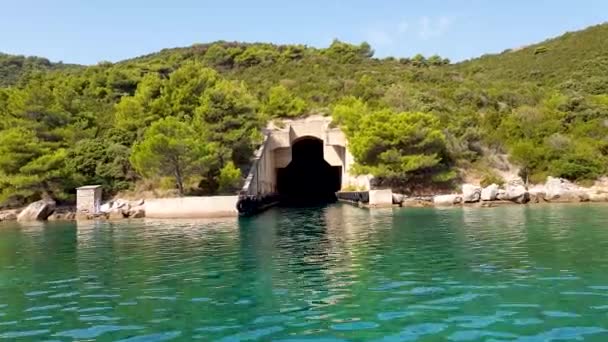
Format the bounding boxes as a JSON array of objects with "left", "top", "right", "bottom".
[
  {"left": 402, "top": 198, "right": 434, "bottom": 207},
  {"left": 17, "top": 200, "right": 56, "bottom": 221},
  {"left": 497, "top": 177, "right": 529, "bottom": 204},
  {"left": 108, "top": 210, "right": 127, "bottom": 220},
  {"left": 588, "top": 192, "right": 608, "bottom": 202},
  {"left": 481, "top": 184, "right": 499, "bottom": 201},
  {"left": 527, "top": 184, "right": 547, "bottom": 203},
  {"left": 462, "top": 184, "right": 481, "bottom": 203},
  {"left": 100, "top": 199, "right": 128, "bottom": 213},
  {"left": 544, "top": 176, "right": 587, "bottom": 202},
  {"left": 128, "top": 206, "right": 146, "bottom": 218},
  {"left": 0, "top": 211, "right": 18, "bottom": 221},
  {"left": 132, "top": 199, "right": 145, "bottom": 207},
  {"left": 99, "top": 202, "right": 112, "bottom": 213},
  {"left": 100, "top": 199, "right": 145, "bottom": 215},
  {"left": 433, "top": 194, "right": 463, "bottom": 206}
]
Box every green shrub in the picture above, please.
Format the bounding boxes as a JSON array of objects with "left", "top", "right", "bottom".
[
  {"left": 534, "top": 46, "right": 548, "bottom": 55},
  {"left": 480, "top": 172, "right": 505, "bottom": 187},
  {"left": 550, "top": 157, "right": 604, "bottom": 181},
  {"left": 218, "top": 162, "right": 242, "bottom": 194}
]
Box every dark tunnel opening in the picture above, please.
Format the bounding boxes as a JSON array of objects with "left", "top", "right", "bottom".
[{"left": 277, "top": 137, "right": 341, "bottom": 205}]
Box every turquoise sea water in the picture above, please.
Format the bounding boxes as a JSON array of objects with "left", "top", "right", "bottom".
[{"left": 1, "top": 204, "right": 608, "bottom": 341}]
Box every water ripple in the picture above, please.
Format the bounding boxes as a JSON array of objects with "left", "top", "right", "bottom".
[
  {"left": 53, "top": 325, "right": 144, "bottom": 339},
  {"left": 2, "top": 204, "right": 608, "bottom": 340}
]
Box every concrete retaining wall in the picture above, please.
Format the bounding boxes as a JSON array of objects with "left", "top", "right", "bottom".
[
  {"left": 368, "top": 189, "right": 393, "bottom": 207},
  {"left": 146, "top": 196, "right": 239, "bottom": 218},
  {"left": 336, "top": 191, "right": 370, "bottom": 204},
  {"left": 337, "top": 189, "right": 393, "bottom": 207}
]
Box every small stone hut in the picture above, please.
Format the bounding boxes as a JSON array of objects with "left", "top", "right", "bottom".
[{"left": 76, "top": 185, "right": 102, "bottom": 215}]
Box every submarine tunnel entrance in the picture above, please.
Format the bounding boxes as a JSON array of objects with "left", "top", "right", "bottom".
[{"left": 276, "top": 137, "right": 341, "bottom": 204}]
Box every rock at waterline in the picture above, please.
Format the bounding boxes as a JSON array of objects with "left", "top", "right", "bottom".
[
  {"left": 433, "top": 194, "right": 463, "bottom": 206},
  {"left": 48, "top": 211, "right": 77, "bottom": 221},
  {"left": 89, "top": 198, "right": 147, "bottom": 219},
  {"left": 99, "top": 202, "right": 112, "bottom": 213},
  {"left": 0, "top": 211, "right": 18, "bottom": 221},
  {"left": 17, "top": 200, "right": 56, "bottom": 221},
  {"left": 462, "top": 184, "right": 482, "bottom": 203},
  {"left": 589, "top": 192, "right": 608, "bottom": 202},
  {"left": 132, "top": 199, "right": 145, "bottom": 207},
  {"left": 128, "top": 206, "right": 146, "bottom": 218},
  {"left": 108, "top": 210, "right": 127, "bottom": 220},
  {"left": 481, "top": 184, "right": 499, "bottom": 201},
  {"left": 544, "top": 176, "right": 588, "bottom": 202},
  {"left": 498, "top": 177, "right": 529, "bottom": 204},
  {"left": 100, "top": 199, "right": 127, "bottom": 213}
]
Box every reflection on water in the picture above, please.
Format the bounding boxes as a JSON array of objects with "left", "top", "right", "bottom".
[{"left": 1, "top": 204, "right": 608, "bottom": 340}]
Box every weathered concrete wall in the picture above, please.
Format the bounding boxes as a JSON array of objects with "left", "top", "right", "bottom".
[
  {"left": 241, "top": 134, "right": 277, "bottom": 196},
  {"left": 324, "top": 145, "right": 344, "bottom": 167},
  {"left": 368, "top": 190, "right": 393, "bottom": 207},
  {"left": 240, "top": 115, "right": 373, "bottom": 198},
  {"left": 336, "top": 191, "right": 370, "bottom": 205},
  {"left": 289, "top": 119, "right": 326, "bottom": 141},
  {"left": 76, "top": 185, "right": 102, "bottom": 215},
  {"left": 337, "top": 190, "right": 393, "bottom": 208},
  {"left": 146, "top": 196, "right": 239, "bottom": 218},
  {"left": 273, "top": 147, "right": 291, "bottom": 169},
  {"left": 325, "top": 128, "right": 346, "bottom": 146}
]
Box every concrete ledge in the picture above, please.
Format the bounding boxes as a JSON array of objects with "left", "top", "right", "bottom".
[
  {"left": 145, "top": 196, "right": 239, "bottom": 218},
  {"left": 237, "top": 193, "right": 281, "bottom": 216},
  {"left": 337, "top": 190, "right": 394, "bottom": 208},
  {"left": 337, "top": 191, "right": 370, "bottom": 205},
  {"left": 368, "top": 189, "right": 394, "bottom": 208}
]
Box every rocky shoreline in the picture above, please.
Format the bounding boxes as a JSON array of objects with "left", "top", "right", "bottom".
[
  {"left": 2, "top": 176, "right": 608, "bottom": 223},
  {"left": 0, "top": 198, "right": 147, "bottom": 223},
  {"left": 394, "top": 176, "right": 608, "bottom": 207}
]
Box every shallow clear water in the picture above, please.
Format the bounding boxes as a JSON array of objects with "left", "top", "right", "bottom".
[{"left": 2, "top": 204, "right": 608, "bottom": 341}]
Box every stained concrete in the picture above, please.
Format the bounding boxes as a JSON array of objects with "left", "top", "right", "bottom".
[
  {"left": 241, "top": 115, "right": 371, "bottom": 198},
  {"left": 146, "top": 196, "right": 239, "bottom": 218},
  {"left": 368, "top": 190, "right": 394, "bottom": 207}
]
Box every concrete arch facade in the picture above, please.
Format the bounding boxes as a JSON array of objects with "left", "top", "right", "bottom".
[{"left": 241, "top": 115, "right": 370, "bottom": 196}]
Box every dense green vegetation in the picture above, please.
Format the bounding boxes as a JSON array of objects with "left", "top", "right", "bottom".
[
  {"left": 458, "top": 24, "right": 608, "bottom": 93},
  {"left": 0, "top": 53, "right": 79, "bottom": 87},
  {"left": 1, "top": 23, "right": 607, "bottom": 204}
]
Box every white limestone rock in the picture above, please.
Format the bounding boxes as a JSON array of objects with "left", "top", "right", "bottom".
[
  {"left": 128, "top": 206, "right": 146, "bottom": 218},
  {"left": 114, "top": 199, "right": 129, "bottom": 209},
  {"left": 528, "top": 185, "right": 547, "bottom": 203},
  {"left": 588, "top": 192, "right": 608, "bottom": 202},
  {"left": 99, "top": 201, "right": 113, "bottom": 213},
  {"left": 433, "top": 194, "right": 463, "bottom": 206},
  {"left": 131, "top": 199, "right": 145, "bottom": 207},
  {"left": 17, "top": 200, "right": 56, "bottom": 221},
  {"left": 497, "top": 177, "right": 529, "bottom": 204},
  {"left": 544, "top": 176, "right": 586, "bottom": 202},
  {"left": 480, "top": 184, "right": 499, "bottom": 201},
  {"left": 462, "top": 184, "right": 481, "bottom": 203},
  {"left": 496, "top": 189, "right": 507, "bottom": 200},
  {"left": 506, "top": 177, "right": 524, "bottom": 187},
  {"left": 0, "top": 211, "right": 17, "bottom": 221}
]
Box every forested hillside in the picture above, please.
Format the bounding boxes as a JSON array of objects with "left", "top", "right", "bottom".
[
  {"left": 458, "top": 23, "right": 608, "bottom": 93},
  {"left": 1, "top": 23, "right": 607, "bottom": 205},
  {"left": 0, "top": 53, "right": 79, "bottom": 87}
]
